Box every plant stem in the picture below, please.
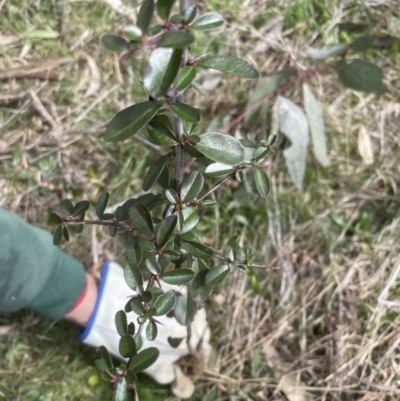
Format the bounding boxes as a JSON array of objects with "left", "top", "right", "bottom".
[
  {"left": 212, "top": 254, "right": 285, "bottom": 270},
  {"left": 63, "top": 218, "right": 136, "bottom": 231}
]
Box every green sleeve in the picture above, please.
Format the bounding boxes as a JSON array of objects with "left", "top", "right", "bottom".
[{"left": 0, "top": 208, "right": 85, "bottom": 319}]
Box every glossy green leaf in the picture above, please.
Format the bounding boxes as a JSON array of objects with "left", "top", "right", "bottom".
[
  {"left": 115, "top": 310, "right": 128, "bottom": 337},
  {"left": 128, "top": 347, "right": 160, "bottom": 372},
  {"left": 63, "top": 226, "right": 70, "bottom": 241},
  {"left": 104, "top": 102, "right": 160, "bottom": 142},
  {"left": 61, "top": 199, "right": 74, "bottom": 215},
  {"left": 228, "top": 237, "right": 246, "bottom": 256},
  {"left": 146, "top": 321, "right": 158, "bottom": 341},
  {"left": 307, "top": 43, "right": 349, "bottom": 60},
  {"left": 154, "top": 291, "right": 176, "bottom": 316},
  {"left": 133, "top": 334, "right": 143, "bottom": 352},
  {"left": 175, "top": 66, "right": 196, "bottom": 91},
  {"left": 176, "top": 207, "right": 199, "bottom": 234},
  {"left": 205, "top": 264, "right": 230, "bottom": 287},
  {"left": 124, "top": 264, "right": 144, "bottom": 292},
  {"left": 129, "top": 204, "right": 153, "bottom": 234},
  {"left": 138, "top": 291, "right": 153, "bottom": 303},
  {"left": 142, "top": 154, "right": 169, "bottom": 191},
  {"left": 156, "top": 215, "right": 177, "bottom": 249},
  {"left": 49, "top": 213, "right": 62, "bottom": 225},
  {"left": 127, "top": 322, "right": 136, "bottom": 336},
  {"left": 73, "top": 201, "right": 90, "bottom": 216},
  {"left": 244, "top": 68, "right": 297, "bottom": 124},
  {"left": 130, "top": 299, "right": 146, "bottom": 315},
  {"left": 148, "top": 24, "right": 164, "bottom": 36},
  {"left": 144, "top": 48, "right": 182, "bottom": 97},
  {"left": 180, "top": 239, "right": 213, "bottom": 259},
  {"left": 102, "top": 34, "right": 129, "bottom": 52},
  {"left": 170, "top": 103, "right": 200, "bottom": 123},
  {"left": 123, "top": 25, "right": 143, "bottom": 41},
  {"left": 253, "top": 168, "right": 271, "bottom": 198},
  {"left": 114, "top": 377, "right": 136, "bottom": 401},
  {"left": 137, "top": 0, "right": 154, "bottom": 33},
  {"left": 180, "top": 171, "right": 204, "bottom": 202},
  {"left": 165, "top": 188, "right": 179, "bottom": 204},
  {"left": 119, "top": 335, "right": 137, "bottom": 358},
  {"left": 191, "top": 12, "right": 224, "bottom": 30},
  {"left": 303, "top": 83, "right": 330, "bottom": 167},
  {"left": 126, "top": 236, "right": 143, "bottom": 265},
  {"left": 161, "top": 268, "right": 195, "bottom": 285},
  {"left": 196, "top": 132, "right": 244, "bottom": 165},
  {"left": 157, "top": 161, "right": 170, "bottom": 189},
  {"left": 335, "top": 59, "right": 388, "bottom": 94},
  {"left": 145, "top": 258, "right": 161, "bottom": 275},
  {"left": 53, "top": 225, "right": 62, "bottom": 245},
  {"left": 162, "top": 249, "right": 180, "bottom": 260},
  {"left": 95, "top": 358, "right": 110, "bottom": 374},
  {"left": 197, "top": 56, "right": 259, "bottom": 79},
  {"left": 184, "top": 5, "right": 198, "bottom": 24},
  {"left": 156, "top": 0, "right": 175, "bottom": 20},
  {"left": 144, "top": 121, "right": 178, "bottom": 147},
  {"left": 205, "top": 162, "right": 235, "bottom": 177},
  {"left": 97, "top": 345, "right": 113, "bottom": 371},
  {"left": 159, "top": 31, "right": 195, "bottom": 48},
  {"left": 174, "top": 293, "right": 196, "bottom": 326},
  {"left": 191, "top": 81, "right": 208, "bottom": 96},
  {"left": 96, "top": 192, "right": 109, "bottom": 219},
  {"left": 253, "top": 147, "right": 270, "bottom": 162}
]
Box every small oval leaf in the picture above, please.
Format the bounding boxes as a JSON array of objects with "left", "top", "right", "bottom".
[
  {"left": 174, "top": 293, "right": 196, "bottom": 326},
  {"left": 102, "top": 34, "right": 129, "bottom": 52},
  {"left": 154, "top": 291, "right": 176, "bottom": 316},
  {"left": 146, "top": 321, "right": 158, "bottom": 341},
  {"left": 156, "top": 215, "right": 177, "bottom": 249},
  {"left": 128, "top": 347, "right": 160, "bottom": 372},
  {"left": 53, "top": 225, "right": 63, "bottom": 245},
  {"left": 124, "top": 264, "right": 144, "bottom": 292},
  {"left": 161, "top": 268, "right": 195, "bottom": 285},
  {"left": 73, "top": 201, "right": 90, "bottom": 216},
  {"left": 119, "top": 335, "right": 137, "bottom": 358},
  {"left": 123, "top": 25, "right": 143, "bottom": 41},
  {"left": 170, "top": 103, "right": 200, "bottom": 123},
  {"left": 143, "top": 154, "right": 169, "bottom": 191},
  {"left": 205, "top": 162, "right": 235, "bottom": 177},
  {"left": 175, "top": 66, "right": 196, "bottom": 91},
  {"left": 129, "top": 204, "right": 154, "bottom": 234},
  {"left": 159, "top": 31, "right": 195, "bottom": 49},
  {"left": 156, "top": 0, "right": 175, "bottom": 20},
  {"left": 96, "top": 192, "right": 109, "bottom": 219},
  {"left": 253, "top": 168, "right": 271, "bottom": 198},
  {"left": 191, "top": 12, "right": 224, "bottom": 31},
  {"left": 137, "top": 0, "right": 154, "bottom": 33},
  {"left": 115, "top": 310, "right": 128, "bottom": 337},
  {"left": 205, "top": 264, "right": 230, "bottom": 287},
  {"left": 196, "top": 56, "right": 259, "bottom": 79},
  {"left": 180, "top": 171, "right": 204, "bottom": 202}
]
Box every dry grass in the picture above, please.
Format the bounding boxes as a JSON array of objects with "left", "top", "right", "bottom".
[{"left": 1, "top": 0, "right": 400, "bottom": 400}]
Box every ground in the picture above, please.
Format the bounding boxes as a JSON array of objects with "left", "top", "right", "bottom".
[{"left": 0, "top": 0, "right": 400, "bottom": 400}]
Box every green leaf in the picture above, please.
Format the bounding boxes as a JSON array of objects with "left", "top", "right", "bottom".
[
  {"left": 126, "top": 236, "right": 143, "bottom": 265},
  {"left": 303, "top": 83, "right": 330, "bottom": 167},
  {"left": 133, "top": 334, "right": 143, "bottom": 352},
  {"left": 53, "top": 225, "right": 62, "bottom": 245},
  {"left": 167, "top": 337, "right": 184, "bottom": 348},
  {"left": 20, "top": 29, "right": 59, "bottom": 40},
  {"left": 156, "top": 0, "right": 175, "bottom": 20},
  {"left": 165, "top": 188, "right": 179, "bottom": 204},
  {"left": 142, "top": 154, "right": 169, "bottom": 191},
  {"left": 114, "top": 377, "right": 136, "bottom": 401},
  {"left": 156, "top": 215, "right": 177, "bottom": 249},
  {"left": 49, "top": 213, "right": 62, "bottom": 225},
  {"left": 183, "top": 5, "right": 198, "bottom": 24},
  {"left": 180, "top": 239, "right": 213, "bottom": 259},
  {"left": 129, "top": 299, "right": 146, "bottom": 315},
  {"left": 97, "top": 345, "right": 113, "bottom": 371},
  {"left": 161, "top": 268, "right": 195, "bottom": 285},
  {"left": 123, "top": 25, "right": 143, "bottom": 41},
  {"left": 129, "top": 204, "right": 154, "bottom": 234},
  {"left": 145, "top": 258, "right": 161, "bottom": 275},
  {"left": 144, "top": 118, "right": 178, "bottom": 147},
  {"left": 157, "top": 160, "right": 170, "bottom": 189},
  {"left": 253, "top": 168, "right": 270, "bottom": 198},
  {"left": 197, "top": 56, "right": 259, "bottom": 79},
  {"left": 159, "top": 31, "right": 195, "bottom": 49},
  {"left": 335, "top": 59, "right": 388, "bottom": 94},
  {"left": 174, "top": 293, "right": 196, "bottom": 325},
  {"left": 73, "top": 201, "right": 90, "bottom": 216},
  {"left": 180, "top": 171, "right": 204, "bottom": 202},
  {"left": 175, "top": 66, "right": 196, "bottom": 91},
  {"left": 61, "top": 199, "right": 74, "bottom": 215},
  {"left": 128, "top": 347, "right": 160, "bottom": 373},
  {"left": 244, "top": 68, "right": 297, "bottom": 124},
  {"left": 191, "top": 81, "right": 208, "bottom": 96},
  {"left": 95, "top": 358, "right": 110, "bottom": 374},
  {"left": 176, "top": 207, "right": 199, "bottom": 234},
  {"left": 128, "top": 322, "right": 136, "bottom": 335},
  {"left": 205, "top": 264, "right": 230, "bottom": 287},
  {"left": 148, "top": 24, "right": 164, "bottom": 36},
  {"left": 307, "top": 43, "right": 349, "bottom": 60},
  {"left": 119, "top": 335, "right": 137, "bottom": 358},
  {"left": 144, "top": 48, "right": 182, "bottom": 97},
  {"left": 253, "top": 147, "right": 270, "bottom": 162},
  {"left": 96, "top": 192, "right": 109, "bottom": 219},
  {"left": 115, "top": 310, "right": 128, "bottom": 337},
  {"left": 102, "top": 34, "right": 129, "bottom": 52},
  {"left": 196, "top": 132, "right": 244, "bottom": 165},
  {"left": 137, "top": 0, "right": 154, "bottom": 33},
  {"left": 350, "top": 35, "right": 375, "bottom": 52},
  {"left": 104, "top": 102, "right": 160, "bottom": 142},
  {"left": 228, "top": 237, "right": 246, "bottom": 256},
  {"left": 205, "top": 162, "right": 235, "bottom": 177},
  {"left": 124, "top": 264, "right": 144, "bottom": 292},
  {"left": 170, "top": 103, "right": 200, "bottom": 123},
  {"left": 154, "top": 291, "right": 176, "bottom": 316},
  {"left": 191, "top": 12, "right": 224, "bottom": 31},
  {"left": 63, "top": 226, "right": 70, "bottom": 241},
  {"left": 146, "top": 321, "right": 158, "bottom": 341}
]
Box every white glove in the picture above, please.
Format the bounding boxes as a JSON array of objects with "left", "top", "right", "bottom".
[{"left": 80, "top": 261, "right": 210, "bottom": 396}]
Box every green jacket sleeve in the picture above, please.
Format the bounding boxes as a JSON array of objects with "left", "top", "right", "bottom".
[{"left": 0, "top": 208, "right": 85, "bottom": 319}]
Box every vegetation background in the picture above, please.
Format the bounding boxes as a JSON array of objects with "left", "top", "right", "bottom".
[{"left": 0, "top": 0, "right": 399, "bottom": 400}]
